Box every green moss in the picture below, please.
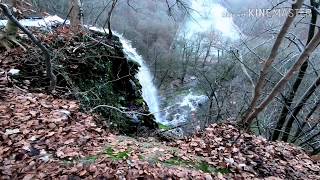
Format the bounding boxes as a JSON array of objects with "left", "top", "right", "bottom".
[
  {"left": 158, "top": 123, "right": 171, "bottom": 131},
  {"left": 196, "top": 162, "right": 215, "bottom": 173},
  {"left": 62, "top": 160, "right": 74, "bottom": 165},
  {"left": 164, "top": 157, "right": 231, "bottom": 174},
  {"left": 105, "top": 147, "right": 114, "bottom": 155},
  {"left": 216, "top": 168, "right": 232, "bottom": 174},
  {"left": 135, "top": 98, "right": 145, "bottom": 106},
  {"left": 104, "top": 147, "right": 131, "bottom": 161},
  {"left": 138, "top": 155, "right": 145, "bottom": 160},
  {"left": 128, "top": 59, "right": 141, "bottom": 69},
  {"left": 165, "top": 157, "right": 190, "bottom": 166}
]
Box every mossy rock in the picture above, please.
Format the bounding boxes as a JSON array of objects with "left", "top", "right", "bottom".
[{"left": 10, "top": 28, "right": 157, "bottom": 134}]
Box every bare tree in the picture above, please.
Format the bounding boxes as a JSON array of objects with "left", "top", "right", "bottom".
[
  {"left": 242, "top": 29, "right": 320, "bottom": 132},
  {"left": 291, "top": 98, "right": 320, "bottom": 143},
  {"left": 104, "top": 0, "right": 118, "bottom": 39},
  {"left": 239, "top": 0, "right": 305, "bottom": 130},
  {"left": 281, "top": 76, "right": 320, "bottom": 142},
  {"left": 69, "top": 0, "right": 83, "bottom": 31},
  {"left": 272, "top": 0, "right": 320, "bottom": 141},
  {"left": 239, "top": 0, "right": 303, "bottom": 128}
]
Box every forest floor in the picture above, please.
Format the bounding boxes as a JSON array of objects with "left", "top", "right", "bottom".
[
  {"left": 1, "top": 71, "right": 320, "bottom": 179},
  {"left": 0, "top": 38, "right": 320, "bottom": 179}
]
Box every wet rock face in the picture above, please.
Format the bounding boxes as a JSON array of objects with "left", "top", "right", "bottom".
[
  {"left": 1, "top": 28, "right": 157, "bottom": 133},
  {"left": 79, "top": 33, "right": 157, "bottom": 131},
  {"left": 110, "top": 39, "right": 158, "bottom": 130}
]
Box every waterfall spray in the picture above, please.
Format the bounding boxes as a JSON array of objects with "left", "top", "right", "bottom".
[
  {"left": 181, "top": 0, "right": 240, "bottom": 40},
  {"left": 116, "top": 33, "right": 164, "bottom": 124}
]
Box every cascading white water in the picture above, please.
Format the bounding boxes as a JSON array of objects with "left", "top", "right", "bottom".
[
  {"left": 115, "top": 34, "right": 164, "bottom": 124},
  {"left": 164, "top": 90, "right": 208, "bottom": 125},
  {"left": 91, "top": 1, "right": 240, "bottom": 127},
  {"left": 180, "top": 0, "right": 240, "bottom": 40},
  {"left": 87, "top": 27, "right": 164, "bottom": 124}
]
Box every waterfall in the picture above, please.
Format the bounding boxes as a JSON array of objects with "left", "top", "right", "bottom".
[
  {"left": 164, "top": 90, "right": 208, "bottom": 125},
  {"left": 115, "top": 34, "right": 164, "bottom": 124},
  {"left": 87, "top": 28, "right": 164, "bottom": 124},
  {"left": 181, "top": 0, "right": 240, "bottom": 40}
]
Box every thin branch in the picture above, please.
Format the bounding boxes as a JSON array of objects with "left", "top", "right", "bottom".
[
  {"left": 231, "top": 50, "right": 255, "bottom": 93},
  {"left": 0, "top": 3, "right": 56, "bottom": 91},
  {"left": 240, "top": 0, "right": 304, "bottom": 129},
  {"left": 91, "top": 104, "right": 162, "bottom": 117},
  {"left": 245, "top": 28, "right": 320, "bottom": 130},
  {"left": 93, "top": 1, "right": 111, "bottom": 26}
]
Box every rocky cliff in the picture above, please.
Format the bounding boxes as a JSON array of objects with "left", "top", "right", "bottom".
[{"left": 0, "top": 27, "right": 157, "bottom": 134}]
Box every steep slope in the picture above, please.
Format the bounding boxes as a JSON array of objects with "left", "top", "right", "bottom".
[
  {"left": 1, "top": 85, "right": 319, "bottom": 179},
  {"left": 0, "top": 29, "right": 319, "bottom": 180},
  {"left": 0, "top": 28, "right": 157, "bottom": 133}
]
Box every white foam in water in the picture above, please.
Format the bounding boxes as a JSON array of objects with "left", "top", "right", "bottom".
[
  {"left": 180, "top": 92, "right": 207, "bottom": 111},
  {"left": 164, "top": 91, "right": 208, "bottom": 125}
]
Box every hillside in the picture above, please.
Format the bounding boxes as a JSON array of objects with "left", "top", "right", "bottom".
[
  {"left": 1, "top": 86, "right": 320, "bottom": 179},
  {"left": 1, "top": 29, "right": 320, "bottom": 179}
]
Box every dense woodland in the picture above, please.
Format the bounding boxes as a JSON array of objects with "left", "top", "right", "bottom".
[{"left": 1, "top": 0, "right": 320, "bottom": 179}]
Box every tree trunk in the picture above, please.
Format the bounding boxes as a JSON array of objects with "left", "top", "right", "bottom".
[
  {"left": 69, "top": 0, "right": 83, "bottom": 32},
  {"left": 241, "top": 29, "right": 320, "bottom": 131},
  {"left": 281, "top": 76, "right": 320, "bottom": 142},
  {"left": 299, "top": 131, "right": 320, "bottom": 147},
  {"left": 313, "top": 147, "right": 320, "bottom": 155},
  {"left": 239, "top": 0, "right": 304, "bottom": 130},
  {"left": 291, "top": 98, "right": 320, "bottom": 143},
  {"left": 105, "top": 0, "right": 118, "bottom": 39},
  {"left": 272, "top": 0, "right": 319, "bottom": 141},
  {"left": 202, "top": 40, "right": 212, "bottom": 68}
]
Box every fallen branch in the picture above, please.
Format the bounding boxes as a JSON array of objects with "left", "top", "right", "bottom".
[
  {"left": 91, "top": 104, "right": 155, "bottom": 116},
  {"left": 85, "top": 35, "right": 114, "bottom": 49},
  {"left": 0, "top": 3, "right": 56, "bottom": 91}
]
